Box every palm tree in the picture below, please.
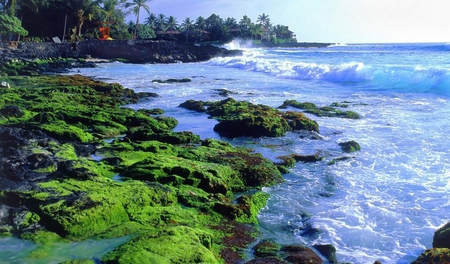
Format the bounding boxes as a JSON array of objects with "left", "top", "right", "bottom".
[
  {"left": 224, "top": 17, "right": 237, "bottom": 28},
  {"left": 256, "top": 13, "right": 270, "bottom": 28},
  {"left": 99, "top": 0, "right": 123, "bottom": 23},
  {"left": 3, "top": 0, "right": 44, "bottom": 16},
  {"left": 195, "top": 15, "right": 205, "bottom": 41},
  {"left": 181, "top": 17, "right": 193, "bottom": 42},
  {"left": 205, "top": 13, "right": 221, "bottom": 30},
  {"left": 274, "top": 24, "right": 288, "bottom": 39},
  {"left": 156, "top": 13, "right": 166, "bottom": 30},
  {"left": 239, "top": 15, "right": 251, "bottom": 38},
  {"left": 250, "top": 23, "right": 262, "bottom": 40},
  {"left": 166, "top": 15, "right": 177, "bottom": 31},
  {"left": 65, "top": 0, "right": 101, "bottom": 36},
  {"left": 125, "top": 0, "right": 151, "bottom": 38},
  {"left": 144, "top": 12, "right": 157, "bottom": 29}
]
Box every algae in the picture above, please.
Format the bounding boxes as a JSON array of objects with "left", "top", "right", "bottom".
[{"left": 0, "top": 73, "right": 289, "bottom": 264}]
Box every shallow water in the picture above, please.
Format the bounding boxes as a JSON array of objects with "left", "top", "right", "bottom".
[
  {"left": 45, "top": 42, "right": 450, "bottom": 263},
  {"left": 0, "top": 236, "right": 129, "bottom": 264}
]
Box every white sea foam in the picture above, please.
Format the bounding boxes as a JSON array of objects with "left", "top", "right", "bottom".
[
  {"left": 208, "top": 53, "right": 450, "bottom": 95},
  {"left": 60, "top": 43, "right": 450, "bottom": 264}
]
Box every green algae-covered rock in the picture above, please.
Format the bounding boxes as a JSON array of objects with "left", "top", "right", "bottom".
[
  {"left": 102, "top": 226, "right": 218, "bottom": 264},
  {"left": 412, "top": 248, "right": 450, "bottom": 264},
  {"left": 0, "top": 74, "right": 288, "bottom": 264},
  {"left": 188, "top": 138, "right": 284, "bottom": 188},
  {"left": 0, "top": 75, "right": 170, "bottom": 142},
  {"left": 279, "top": 99, "right": 361, "bottom": 119},
  {"left": 338, "top": 140, "right": 361, "bottom": 153},
  {"left": 180, "top": 98, "right": 319, "bottom": 138},
  {"left": 253, "top": 239, "right": 282, "bottom": 257},
  {"left": 30, "top": 179, "right": 176, "bottom": 239}
]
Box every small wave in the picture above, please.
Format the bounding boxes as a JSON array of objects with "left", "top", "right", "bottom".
[{"left": 329, "top": 43, "right": 348, "bottom": 47}]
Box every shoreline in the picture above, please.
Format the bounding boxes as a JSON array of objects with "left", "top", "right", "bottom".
[
  {"left": 0, "top": 39, "right": 243, "bottom": 64},
  {"left": 1, "top": 50, "right": 445, "bottom": 262},
  {"left": 0, "top": 58, "right": 335, "bottom": 263}
]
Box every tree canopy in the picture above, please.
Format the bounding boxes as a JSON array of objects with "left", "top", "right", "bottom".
[
  {"left": 0, "top": 13, "right": 28, "bottom": 36},
  {"left": 0, "top": 1, "right": 297, "bottom": 44}
]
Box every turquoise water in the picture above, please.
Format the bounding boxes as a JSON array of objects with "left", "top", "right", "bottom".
[
  {"left": 27, "top": 41, "right": 449, "bottom": 263},
  {"left": 0, "top": 236, "right": 130, "bottom": 263}
]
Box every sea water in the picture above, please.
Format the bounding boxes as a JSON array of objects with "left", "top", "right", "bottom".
[{"left": 6, "top": 41, "right": 450, "bottom": 263}]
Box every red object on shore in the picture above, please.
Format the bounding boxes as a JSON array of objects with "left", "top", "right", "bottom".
[{"left": 99, "top": 27, "right": 110, "bottom": 40}]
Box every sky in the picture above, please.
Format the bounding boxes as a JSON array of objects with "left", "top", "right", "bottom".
[{"left": 130, "top": 0, "right": 450, "bottom": 44}]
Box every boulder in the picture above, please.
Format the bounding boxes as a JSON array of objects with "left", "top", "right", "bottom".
[
  {"left": 313, "top": 244, "right": 338, "bottom": 264},
  {"left": 281, "top": 245, "right": 323, "bottom": 264},
  {"left": 180, "top": 98, "right": 319, "bottom": 138},
  {"left": 339, "top": 140, "right": 361, "bottom": 153},
  {"left": 412, "top": 248, "right": 450, "bottom": 264},
  {"left": 433, "top": 222, "right": 450, "bottom": 248}
]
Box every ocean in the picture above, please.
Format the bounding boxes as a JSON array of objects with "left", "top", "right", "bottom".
[
  {"left": 75, "top": 41, "right": 450, "bottom": 263},
  {"left": 3, "top": 41, "right": 450, "bottom": 263}
]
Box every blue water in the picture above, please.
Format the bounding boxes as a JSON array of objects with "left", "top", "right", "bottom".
[{"left": 8, "top": 41, "right": 450, "bottom": 263}]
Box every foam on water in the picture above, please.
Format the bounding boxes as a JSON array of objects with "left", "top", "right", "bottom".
[
  {"left": 60, "top": 42, "right": 450, "bottom": 263},
  {"left": 208, "top": 53, "right": 450, "bottom": 95}
]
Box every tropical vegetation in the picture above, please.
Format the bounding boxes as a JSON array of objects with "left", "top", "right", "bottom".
[{"left": 0, "top": 0, "right": 296, "bottom": 43}]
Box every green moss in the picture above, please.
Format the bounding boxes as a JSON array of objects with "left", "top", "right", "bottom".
[
  {"left": 40, "top": 121, "right": 94, "bottom": 143},
  {"left": 33, "top": 164, "right": 57, "bottom": 173},
  {"left": 60, "top": 260, "right": 96, "bottom": 264},
  {"left": 102, "top": 226, "right": 219, "bottom": 264},
  {"left": 21, "top": 230, "right": 63, "bottom": 245},
  {"left": 279, "top": 99, "right": 361, "bottom": 119},
  {"left": 34, "top": 179, "right": 177, "bottom": 239},
  {"left": 253, "top": 239, "right": 282, "bottom": 257},
  {"left": 338, "top": 140, "right": 361, "bottom": 153},
  {"left": 412, "top": 248, "right": 450, "bottom": 264},
  {"left": 235, "top": 192, "right": 270, "bottom": 223}
]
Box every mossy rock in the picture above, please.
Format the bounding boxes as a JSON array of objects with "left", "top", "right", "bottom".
[
  {"left": 181, "top": 98, "right": 318, "bottom": 138},
  {"left": 179, "top": 99, "right": 206, "bottom": 112},
  {"left": 279, "top": 99, "right": 361, "bottom": 119},
  {"left": 28, "top": 179, "right": 176, "bottom": 239},
  {"left": 120, "top": 153, "right": 237, "bottom": 195},
  {"left": 282, "top": 111, "right": 319, "bottom": 132},
  {"left": 338, "top": 140, "right": 361, "bottom": 153},
  {"left": 253, "top": 239, "right": 282, "bottom": 257},
  {"left": 40, "top": 121, "right": 95, "bottom": 143},
  {"left": 102, "top": 226, "right": 218, "bottom": 264},
  {"left": 412, "top": 248, "right": 450, "bottom": 264},
  {"left": 188, "top": 139, "right": 284, "bottom": 188}
]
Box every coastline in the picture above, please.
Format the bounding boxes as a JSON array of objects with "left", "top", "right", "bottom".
[
  {"left": 1, "top": 44, "right": 448, "bottom": 262},
  {"left": 0, "top": 39, "right": 243, "bottom": 64},
  {"left": 0, "top": 57, "right": 335, "bottom": 263}
]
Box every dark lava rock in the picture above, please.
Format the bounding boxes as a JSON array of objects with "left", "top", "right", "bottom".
[
  {"left": 152, "top": 78, "right": 191, "bottom": 83},
  {"left": 179, "top": 99, "right": 206, "bottom": 112},
  {"left": 313, "top": 244, "right": 338, "bottom": 264},
  {"left": 0, "top": 105, "right": 24, "bottom": 118},
  {"left": 281, "top": 245, "right": 322, "bottom": 264},
  {"left": 214, "top": 88, "right": 237, "bottom": 97},
  {"left": 245, "top": 257, "right": 288, "bottom": 264},
  {"left": 434, "top": 222, "right": 450, "bottom": 248}
]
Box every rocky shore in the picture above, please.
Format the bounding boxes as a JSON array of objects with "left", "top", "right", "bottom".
[
  {"left": 0, "top": 39, "right": 242, "bottom": 64},
  {"left": 1, "top": 46, "right": 449, "bottom": 263}
]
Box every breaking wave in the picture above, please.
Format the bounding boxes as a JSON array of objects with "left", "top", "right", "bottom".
[{"left": 207, "top": 55, "right": 450, "bottom": 95}]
